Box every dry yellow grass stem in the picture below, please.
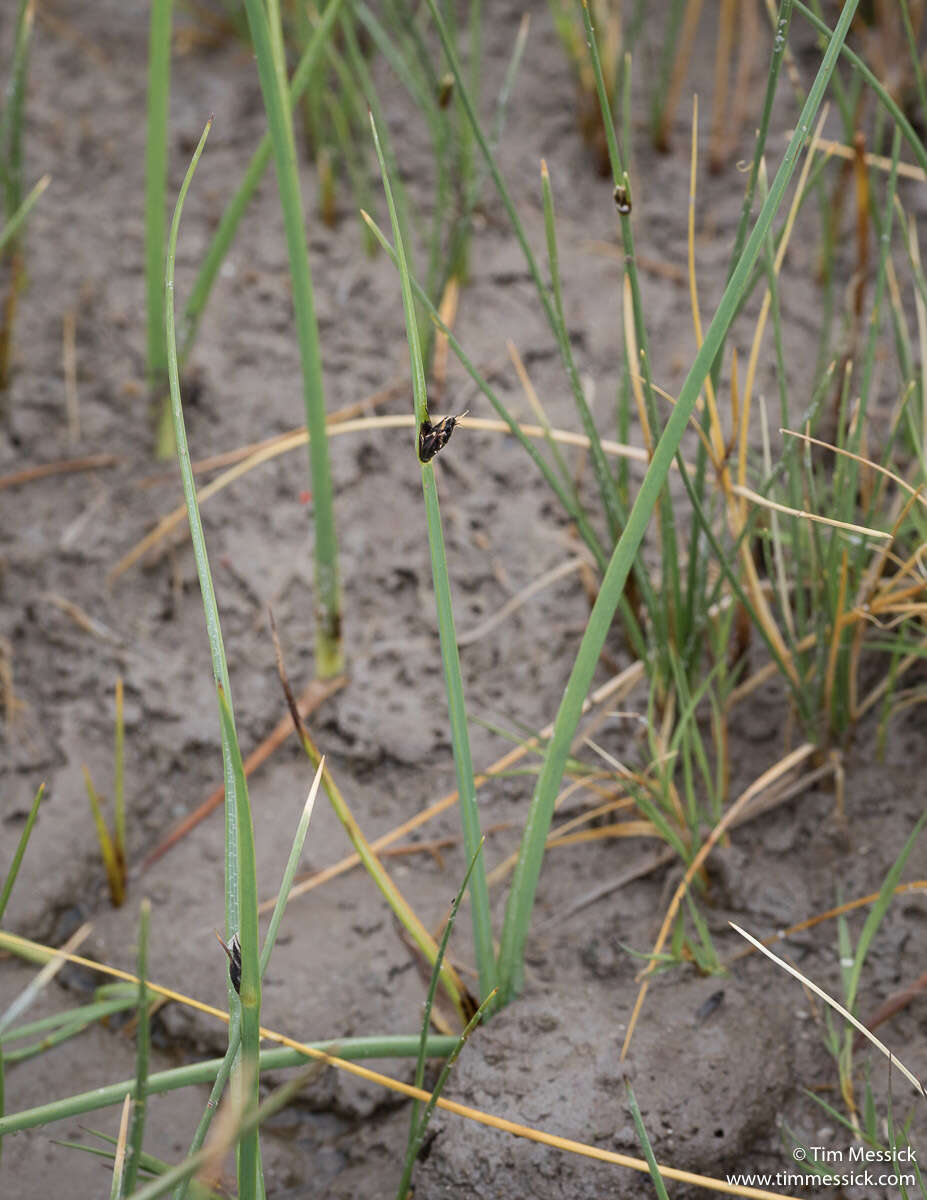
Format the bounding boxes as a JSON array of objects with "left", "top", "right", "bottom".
[
  {"left": 433, "top": 276, "right": 460, "bottom": 401},
  {"left": 111, "top": 1093, "right": 132, "bottom": 1193},
  {"left": 686, "top": 102, "right": 809, "bottom": 689},
  {"left": 623, "top": 276, "right": 654, "bottom": 455},
  {"left": 740, "top": 108, "right": 829, "bottom": 476},
  {"left": 795, "top": 132, "right": 927, "bottom": 183},
  {"left": 0, "top": 453, "right": 121, "bottom": 491},
  {"left": 0, "top": 929, "right": 804, "bottom": 1200},
  {"left": 112, "top": 409, "right": 889, "bottom": 582},
  {"left": 731, "top": 922, "right": 927, "bottom": 1099},
  {"left": 726, "top": 881, "right": 927, "bottom": 964},
  {"left": 0, "top": 923, "right": 92, "bottom": 1035},
  {"left": 780, "top": 427, "right": 927, "bottom": 510},
  {"left": 258, "top": 661, "right": 646, "bottom": 915},
  {"left": 620, "top": 743, "right": 817, "bottom": 1059}
]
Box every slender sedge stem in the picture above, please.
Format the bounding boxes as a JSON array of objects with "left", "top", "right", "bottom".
[
  {"left": 369, "top": 113, "right": 497, "bottom": 1002},
  {"left": 241, "top": 0, "right": 343, "bottom": 677}
]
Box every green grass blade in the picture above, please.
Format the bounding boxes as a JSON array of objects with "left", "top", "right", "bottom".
[
  {"left": 1, "top": 993, "right": 134, "bottom": 1044},
  {"left": 173, "top": 1014, "right": 240, "bottom": 1200},
  {"left": 241, "top": 0, "right": 342, "bottom": 677},
  {"left": 176, "top": 757, "right": 321, "bottom": 1200},
  {"left": 164, "top": 117, "right": 264, "bottom": 1197},
  {"left": 0, "top": 1037, "right": 456, "bottom": 1136},
  {"left": 114, "top": 677, "right": 126, "bottom": 876},
  {"left": 397, "top": 989, "right": 496, "bottom": 1200},
  {"left": 179, "top": 0, "right": 346, "bottom": 361},
  {"left": 0, "top": 781, "right": 45, "bottom": 923},
  {"left": 122, "top": 1065, "right": 325, "bottom": 1200},
  {"left": 164, "top": 116, "right": 244, "bottom": 948},
  {"left": 580, "top": 0, "right": 681, "bottom": 650},
  {"left": 0, "top": 172, "right": 49, "bottom": 258},
  {"left": 145, "top": 0, "right": 172, "bottom": 399},
  {"left": 495, "top": 0, "right": 861, "bottom": 1006},
  {"left": 1, "top": 999, "right": 135, "bottom": 1065},
  {"left": 404, "top": 841, "right": 485, "bottom": 1176},
  {"left": 122, "top": 900, "right": 151, "bottom": 1196},
  {"left": 369, "top": 111, "right": 496, "bottom": 1002},
  {"left": 899, "top": 0, "right": 927, "bottom": 126},
  {"left": 0, "top": 0, "right": 35, "bottom": 388},
  {"left": 359, "top": 209, "right": 620, "bottom": 585},
  {"left": 845, "top": 810, "right": 927, "bottom": 1021},
  {"left": 215, "top": 685, "right": 261, "bottom": 1200},
  {"left": 540, "top": 160, "right": 626, "bottom": 542},
  {"left": 0, "top": 0, "right": 34, "bottom": 220},
  {"left": 260, "top": 759, "right": 323, "bottom": 976},
  {"left": 625, "top": 1080, "right": 671, "bottom": 1200},
  {"left": 55, "top": 1135, "right": 221, "bottom": 1200}
]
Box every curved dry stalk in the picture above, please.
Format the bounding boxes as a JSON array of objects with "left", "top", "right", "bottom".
[
  {"left": 0, "top": 929, "right": 804, "bottom": 1200},
  {"left": 781, "top": 427, "right": 927, "bottom": 510},
  {"left": 857, "top": 641, "right": 927, "bottom": 719},
  {"left": 620, "top": 743, "right": 817, "bottom": 1059},
  {"left": 687, "top": 95, "right": 729, "bottom": 472},
  {"left": 726, "top": 881, "right": 927, "bottom": 963},
  {"left": 800, "top": 132, "right": 927, "bottom": 182},
  {"left": 0, "top": 923, "right": 91, "bottom": 1036},
  {"left": 110, "top": 414, "right": 890, "bottom": 585},
  {"left": 730, "top": 922, "right": 926, "bottom": 1099},
  {"left": 547, "top": 821, "right": 657, "bottom": 848},
  {"left": 739, "top": 106, "right": 830, "bottom": 475}
]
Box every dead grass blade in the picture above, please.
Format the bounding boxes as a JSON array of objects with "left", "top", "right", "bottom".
[
  {"left": 0, "top": 930, "right": 806, "bottom": 1200},
  {"left": 730, "top": 921, "right": 927, "bottom": 1099},
  {"left": 620, "top": 744, "right": 817, "bottom": 1059}
]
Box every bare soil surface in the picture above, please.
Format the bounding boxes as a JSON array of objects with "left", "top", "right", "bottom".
[{"left": 2, "top": 2, "right": 926, "bottom": 1198}]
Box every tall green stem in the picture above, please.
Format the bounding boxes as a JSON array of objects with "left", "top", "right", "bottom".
[{"left": 241, "top": 0, "right": 343, "bottom": 676}]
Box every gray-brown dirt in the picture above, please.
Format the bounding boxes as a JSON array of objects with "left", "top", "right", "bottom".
[{"left": 2, "top": 2, "right": 926, "bottom": 1197}]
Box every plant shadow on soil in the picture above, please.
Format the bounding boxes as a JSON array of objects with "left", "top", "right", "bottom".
[{"left": 1, "top": 2, "right": 926, "bottom": 1197}]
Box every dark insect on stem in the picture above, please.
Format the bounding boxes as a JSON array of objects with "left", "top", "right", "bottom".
[
  {"left": 613, "top": 184, "right": 632, "bottom": 215},
  {"left": 215, "top": 930, "right": 242, "bottom": 995},
  {"left": 417, "top": 1127, "right": 441, "bottom": 1163},
  {"left": 418, "top": 411, "right": 468, "bottom": 463}
]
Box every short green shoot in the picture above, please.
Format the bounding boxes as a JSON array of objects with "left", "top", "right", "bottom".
[{"left": 81, "top": 679, "right": 128, "bottom": 907}]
